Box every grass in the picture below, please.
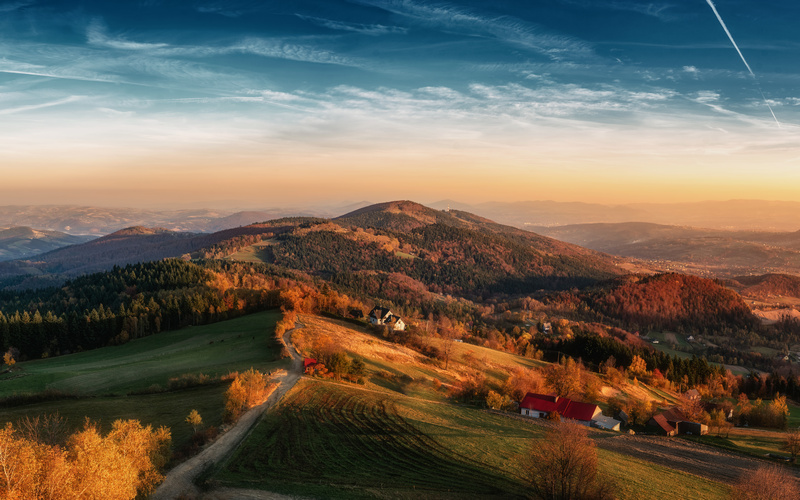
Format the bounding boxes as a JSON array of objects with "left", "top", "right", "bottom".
[
  {"left": 226, "top": 240, "right": 274, "bottom": 263},
  {"left": 789, "top": 401, "right": 800, "bottom": 428},
  {"left": 213, "top": 379, "right": 731, "bottom": 499},
  {"left": 686, "top": 428, "right": 788, "bottom": 459},
  {"left": 682, "top": 401, "right": 800, "bottom": 460},
  {"left": 598, "top": 449, "right": 730, "bottom": 500},
  {"left": 291, "top": 315, "right": 547, "bottom": 402},
  {"left": 648, "top": 340, "right": 696, "bottom": 361},
  {"left": 751, "top": 346, "right": 780, "bottom": 357},
  {"left": 214, "top": 380, "right": 530, "bottom": 499},
  {"left": 0, "top": 384, "right": 228, "bottom": 453},
  {"left": 0, "top": 311, "right": 287, "bottom": 396},
  {"left": 0, "top": 311, "right": 289, "bottom": 452}
]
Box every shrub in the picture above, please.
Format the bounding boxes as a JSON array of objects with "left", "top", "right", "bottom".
[{"left": 524, "top": 421, "right": 614, "bottom": 500}]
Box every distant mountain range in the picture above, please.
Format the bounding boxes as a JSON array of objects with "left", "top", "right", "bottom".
[
  {"left": 0, "top": 201, "right": 625, "bottom": 294},
  {"left": 0, "top": 205, "right": 332, "bottom": 235},
  {"left": 429, "top": 199, "right": 800, "bottom": 232},
  {"left": 4, "top": 199, "right": 800, "bottom": 238},
  {"left": 530, "top": 222, "right": 800, "bottom": 276},
  {"left": 0, "top": 227, "right": 95, "bottom": 262}
]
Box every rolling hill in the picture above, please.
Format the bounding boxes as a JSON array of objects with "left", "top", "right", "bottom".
[
  {"left": 273, "top": 201, "right": 626, "bottom": 296},
  {"left": 0, "top": 201, "right": 626, "bottom": 297},
  {"left": 0, "top": 226, "right": 95, "bottom": 262}
]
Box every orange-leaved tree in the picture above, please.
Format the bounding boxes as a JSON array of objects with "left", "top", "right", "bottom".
[
  {"left": 0, "top": 418, "right": 171, "bottom": 500},
  {"left": 224, "top": 368, "right": 276, "bottom": 422}
]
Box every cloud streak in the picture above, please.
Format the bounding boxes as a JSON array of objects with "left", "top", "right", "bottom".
[
  {"left": 297, "top": 15, "right": 408, "bottom": 36},
  {"left": 705, "top": 0, "right": 780, "bottom": 127},
  {"left": 352, "top": 0, "right": 593, "bottom": 61}
]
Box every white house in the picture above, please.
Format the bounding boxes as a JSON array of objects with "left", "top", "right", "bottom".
[{"left": 368, "top": 306, "right": 406, "bottom": 331}]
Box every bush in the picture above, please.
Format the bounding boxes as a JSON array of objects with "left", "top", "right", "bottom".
[
  {"left": 731, "top": 465, "right": 799, "bottom": 500},
  {"left": 224, "top": 368, "right": 277, "bottom": 423},
  {"left": 524, "top": 421, "right": 615, "bottom": 499}
]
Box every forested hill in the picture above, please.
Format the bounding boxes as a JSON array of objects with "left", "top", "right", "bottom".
[
  {"left": 335, "top": 200, "right": 620, "bottom": 263},
  {"left": 0, "top": 221, "right": 308, "bottom": 288},
  {"left": 263, "top": 202, "right": 624, "bottom": 298},
  {"left": 580, "top": 273, "right": 759, "bottom": 332},
  {"left": 728, "top": 273, "right": 800, "bottom": 300}
]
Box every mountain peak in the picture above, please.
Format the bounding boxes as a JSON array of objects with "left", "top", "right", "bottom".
[{"left": 334, "top": 200, "right": 452, "bottom": 231}]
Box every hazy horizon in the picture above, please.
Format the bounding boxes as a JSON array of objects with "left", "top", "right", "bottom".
[{"left": 3, "top": 1, "right": 800, "bottom": 207}]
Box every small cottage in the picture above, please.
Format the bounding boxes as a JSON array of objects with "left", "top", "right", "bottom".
[{"left": 368, "top": 306, "right": 406, "bottom": 331}]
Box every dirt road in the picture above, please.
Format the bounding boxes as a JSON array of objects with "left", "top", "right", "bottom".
[
  {"left": 597, "top": 434, "right": 800, "bottom": 484},
  {"left": 150, "top": 324, "right": 304, "bottom": 500}
]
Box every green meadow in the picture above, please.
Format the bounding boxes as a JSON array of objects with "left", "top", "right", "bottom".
[
  {"left": 0, "top": 310, "right": 286, "bottom": 396},
  {"left": 213, "top": 379, "right": 730, "bottom": 499},
  {"left": 0, "top": 311, "right": 287, "bottom": 451}
]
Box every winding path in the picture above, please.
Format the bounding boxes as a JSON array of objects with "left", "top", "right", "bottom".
[{"left": 150, "top": 324, "right": 304, "bottom": 500}]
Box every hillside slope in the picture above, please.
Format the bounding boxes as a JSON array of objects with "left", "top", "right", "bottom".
[{"left": 270, "top": 201, "right": 626, "bottom": 296}]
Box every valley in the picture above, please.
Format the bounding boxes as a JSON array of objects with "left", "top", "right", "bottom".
[{"left": 2, "top": 200, "right": 800, "bottom": 499}]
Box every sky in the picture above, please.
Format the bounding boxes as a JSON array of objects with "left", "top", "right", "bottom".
[{"left": 1, "top": 0, "right": 800, "bottom": 209}]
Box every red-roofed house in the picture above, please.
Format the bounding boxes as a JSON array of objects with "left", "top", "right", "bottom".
[
  {"left": 648, "top": 413, "right": 677, "bottom": 437},
  {"left": 519, "top": 392, "right": 601, "bottom": 426},
  {"left": 303, "top": 358, "right": 318, "bottom": 369}
]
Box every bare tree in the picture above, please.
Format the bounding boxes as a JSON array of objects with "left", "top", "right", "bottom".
[
  {"left": 731, "top": 465, "right": 800, "bottom": 500},
  {"left": 16, "top": 412, "right": 68, "bottom": 446},
  {"left": 524, "top": 420, "right": 615, "bottom": 500},
  {"left": 438, "top": 321, "right": 459, "bottom": 370},
  {"left": 786, "top": 428, "right": 800, "bottom": 464}
]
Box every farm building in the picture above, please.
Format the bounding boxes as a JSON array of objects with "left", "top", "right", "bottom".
[
  {"left": 519, "top": 393, "right": 602, "bottom": 426},
  {"left": 591, "top": 414, "right": 622, "bottom": 431},
  {"left": 647, "top": 414, "right": 677, "bottom": 436},
  {"left": 368, "top": 306, "right": 406, "bottom": 331},
  {"left": 648, "top": 408, "right": 708, "bottom": 436}
]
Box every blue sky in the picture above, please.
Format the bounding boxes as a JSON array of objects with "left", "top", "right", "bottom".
[{"left": 1, "top": 0, "right": 799, "bottom": 208}]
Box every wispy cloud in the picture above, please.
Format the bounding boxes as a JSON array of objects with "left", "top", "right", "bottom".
[
  {"left": 87, "top": 20, "right": 168, "bottom": 50},
  {"left": 0, "top": 0, "right": 34, "bottom": 13},
  {"left": 297, "top": 15, "right": 408, "bottom": 36},
  {"left": 232, "top": 37, "right": 362, "bottom": 67},
  {"left": 557, "top": 0, "right": 675, "bottom": 20},
  {"left": 0, "top": 95, "right": 84, "bottom": 115},
  {"left": 351, "top": 0, "right": 593, "bottom": 61}
]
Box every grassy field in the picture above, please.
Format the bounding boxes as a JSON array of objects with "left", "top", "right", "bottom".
[
  {"left": 680, "top": 401, "right": 800, "bottom": 460},
  {"left": 226, "top": 240, "right": 274, "bottom": 263},
  {"left": 0, "top": 311, "right": 286, "bottom": 396},
  {"left": 0, "top": 384, "right": 228, "bottom": 453},
  {"left": 292, "top": 315, "right": 547, "bottom": 402},
  {"left": 750, "top": 346, "right": 780, "bottom": 358},
  {"left": 214, "top": 380, "right": 529, "bottom": 499},
  {"left": 213, "top": 380, "right": 730, "bottom": 499},
  {"left": 599, "top": 449, "right": 730, "bottom": 500},
  {"left": 0, "top": 311, "right": 286, "bottom": 452}
]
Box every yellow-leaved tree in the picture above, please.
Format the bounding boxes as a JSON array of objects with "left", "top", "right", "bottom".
[
  {"left": 0, "top": 418, "right": 171, "bottom": 500},
  {"left": 186, "top": 410, "right": 203, "bottom": 434},
  {"left": 224, "top": 368, "right": 277, "bottom": 423}
]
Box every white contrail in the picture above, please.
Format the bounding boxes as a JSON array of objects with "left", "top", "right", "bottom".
[{"left": 705, "top": 0, "right": 781, "bottom": 127}]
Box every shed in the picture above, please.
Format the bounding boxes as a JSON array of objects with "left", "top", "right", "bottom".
[
  {"left": 591, "top": 415, "right": 621, "bottom": 432},
  {"left": 647, "top": 414, "right": 677, "bottom": 436}
]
